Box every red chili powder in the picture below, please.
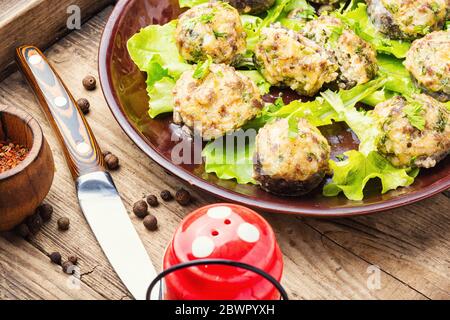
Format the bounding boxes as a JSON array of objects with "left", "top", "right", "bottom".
[{"left": 0, "top": 141, "right": 29, "bottom": 173}]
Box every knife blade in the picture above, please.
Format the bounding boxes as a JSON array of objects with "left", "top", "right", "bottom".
[{"left": 16, "top": 45, "right": 158, "bottom": 300}]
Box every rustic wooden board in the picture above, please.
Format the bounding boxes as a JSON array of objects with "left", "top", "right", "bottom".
[
  {"left": 0, "top": 0, "right": 113, "bottom": 80},
  {"left": 0, "top": 6, "right": 448, "bottom": 300}
]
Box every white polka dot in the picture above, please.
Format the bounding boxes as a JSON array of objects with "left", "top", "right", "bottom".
[
  {"left": 76, "top": 142, "right": 90, "bottom": 154},
  {"left": 237, "top": 223, "right": 260, "bottom": 243},
  {"left": 192, "top": 236, "right": 214, "bottom": 258},
  {"left": 29, "top": 55, "right": 42, "bottom": 65},
  {"left": 207, "top": 206, "right": 232, "bottom": 219},
  {"left": 54, "top": 96, "right": 67, "bottom": 107}
]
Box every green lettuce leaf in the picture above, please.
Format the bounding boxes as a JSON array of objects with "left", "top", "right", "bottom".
[
  {"left": 147, "top": 77, "right": 176, "bottom": 118},
  {"left": 127, "top": 20, "right": 192, "bottom": 79},
  {"left": 338, "top": 3, "right": 410, "bottom": 58},
  {"left": 202, "top": 131, "right": 257, "bottom": 184},
  {"left": 323, "top": 150, "right": 419, "bottom": 201},
  {"left": 128, "top": 21, "right": 193, "bottom": 118},
  {"left": 179, "top": 0, "right": 208, "bottom": 8},
  {"left": 277, "top": 0, "right": 316, "bottom": 31},
  {"left": 239, "top": 70, "right": 271, "bottom": 94},
  {"left": 378, "top": 54, "right": 417, "bottom": 95}
]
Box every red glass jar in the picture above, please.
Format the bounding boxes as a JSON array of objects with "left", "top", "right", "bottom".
[{"left": 163, "top": 203, "right": 284, "bottom": 300}]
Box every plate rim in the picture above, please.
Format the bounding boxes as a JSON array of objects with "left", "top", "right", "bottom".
[{"left": 98, "top": 0, "right": 450, "bottom": 217}]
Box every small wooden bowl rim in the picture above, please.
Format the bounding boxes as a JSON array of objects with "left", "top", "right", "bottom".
[{"left": 0, "top": 105, "right": 43, "bottom": 181}]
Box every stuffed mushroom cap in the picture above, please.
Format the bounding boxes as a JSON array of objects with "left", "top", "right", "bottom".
[
  {"left": 254, "top": 25, "right": 338, "bottom": 96},
  {"left": 302, "top": 15, "right": 378, "bottom": 89},
  {"left": 175, "top": 2, "right": 246, "bottom": 64},
  {"left": 223, "top": 0, "right": 276, "bottom": 14},
  {"left": 173, "top": 64, "right": 263, "bottom": 140},
  {"left": 253, "top": 118, "right": 331, "bottom": 196},
  {"left": 367, "top": 0, "right": 447, "bottom": 40},
  {"left": 404, "top": 30, "right": 450, "bottom": 102},
  {"left": 374, "top": 94, "right": 450, "bottom": 168}
]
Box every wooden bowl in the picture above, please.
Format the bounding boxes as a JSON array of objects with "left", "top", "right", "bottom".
[
  {"left": 0, "top": 105, "right": 54, "bottom": 231},
  {"left": 98, "top": 0, "right": 450, "bottom": 217}
]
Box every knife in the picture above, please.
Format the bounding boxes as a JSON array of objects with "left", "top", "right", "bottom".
[{"left": 16, "top": 46, "right": 158, "bottom": 300}]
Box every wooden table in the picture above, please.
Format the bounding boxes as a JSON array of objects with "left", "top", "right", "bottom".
[{"left": 0, "top": 5, "right": 449, "bottom": 300}]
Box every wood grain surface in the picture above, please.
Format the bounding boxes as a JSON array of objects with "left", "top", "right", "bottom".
[
  {"left": 0, "top": 0, "right": 113, "bottom": 80},
  {"left": 0, "top": 6, "right": 449, "bottom": 300}
]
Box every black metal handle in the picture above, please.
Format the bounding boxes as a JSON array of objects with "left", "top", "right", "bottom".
[{"left": 147, "top": 259, "right": 289, "bottom": 300}]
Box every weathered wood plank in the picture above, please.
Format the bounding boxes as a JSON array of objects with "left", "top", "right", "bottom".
[
  {"left": 0, "top": 233, "right": 103, "bottom": 300},
  {"left": 305, "top": 194, "right": 450, "bottom": 299},
  {"left": 0, "top": 5, "right": 446, "bottom": 300},
  {"left": 0, "top": 0, "right": 112, "bottom": 80}
]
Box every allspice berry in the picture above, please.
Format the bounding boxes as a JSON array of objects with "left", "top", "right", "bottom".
[
  {"left": 82, "top": 75, "right": 96, "bottom": 91},
  {"left": 57, "top": 217, "right": 70, "bottom": 231},
  {"left": 36, "top": 203, "right": 53, "bottom": 222},
  {"left": 50, "top": 252, "right": 62, "bottom": 265},
  {"left": 102, "top": 151, "right": 111, "bottom": 158},
  {"left": 77, "top": 98, "right": 90, "bottom": 115},
  {"left": 160, "top": 190, "right": 173, "bottom": 201},
  {"left": 15, "top": 223, "right": 30, "bottom": 238},
  {"left": 133, "top": 200, "right": 148, "bottom": 218},
  {"left": 175, "top": 188, "right": 191, "bottom": 206},
  {"left": 68, "top": 255, "right": 78, "bottom": 265},
  {"left": 143, "top": 214, "right": 158, "bottom": 231},
  {"left": 105, "top": 153, "right": 119, "bottom": 170},
  {"left": 62, "top": 261, "right": 74, "bottom": 274},
  {"left": 26, "top": 213, "right": 43, "bottom": 234},
  {"left": 146, "top": 195, "right": 159, "bottom": 207}
]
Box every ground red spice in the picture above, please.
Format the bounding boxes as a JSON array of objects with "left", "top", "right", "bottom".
[{"left": 0, "top": 141, "right": 29, "bottom": 173}]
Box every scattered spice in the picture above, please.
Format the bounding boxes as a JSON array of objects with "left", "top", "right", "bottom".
[
  {"left": 146, "top": 195, "right": 159, "bottom": 207},
  {"left": 143, "top": 214, "right": 158, "bottom": 231},
  {"left": 160, "top": 190, "right": 173, "bottom": 202},
  {"left": 68, "top": 255, "right": 78, "bottom": 265},
  {"left": 15, "top": 223, "right": 30, "bottom": 238},
  {"left": 133, "top": 200, "right": 148, "bottom": 218},
  {"left": 0, "top": 141, "right": 29, "bottom": 173},
  {"left": 26, "top": 213, "right": 43, "bottom": 234},
  {"left": 104, "top": 153, "right": 119, "bottom": 170},
  {"left": 77, "top": 98, "right": 90, "bottom": 115},
  {"left": 175, "top": 188, "right": 191, "bottom": 206},
  {"left": 36, "top": 203, "right": 53, "bottom": 222},
  {"left": 57, "top": 217, "right": 70, "bottom": 231},
  {"left": 62, "top": 261, "right": 74, "bottom": 274},
  {"left": 50, "top": 252, "right": 62, "bottom": 265},
  {"left": 82, "top": 75, "right": 97, "bottom": 91}
]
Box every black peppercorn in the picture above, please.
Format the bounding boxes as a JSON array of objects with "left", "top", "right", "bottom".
[
  {"left": 133, "top": 200, "right": 148, "bottom": 218},
  {"left": 77, "top": 98, "right": 90, "bottom": 115},
  {"left": 57, "top": 217, "right": 70, "bottom": 231},
  {"left": 146, "top": 195, "right": 159, "bottom": 207},
  {"left": 26, "top": 213, "right": 43, "bottom": 234},
  {"left": 15, "top": 223, "right": 30, "bottom": 238},
  {"left": 160, "top": 190, "right": 173, "bottom": 201},
  {"left": 105, "top": 153, "right": 119, "bottom": 170},
  {"left": 143, "top": 214, "right": 158, "bottom": 231},
  {"left": 62, "top": 261, "right": 74, "bottom": 274},
  {"left": 82, "top": 75, "right": 96, "bottom": 91},
  {"left": 50, "top": 252, "right": 62, "bottom": 265},
  {"left": 68, "top": 255, "right": 78, "bottom": 265},
  {"left": 175, "top": 188, "right": 191, "bottom": 206},
  {"left": 36, "top": 203, "right": 53, "bottom": 222}
]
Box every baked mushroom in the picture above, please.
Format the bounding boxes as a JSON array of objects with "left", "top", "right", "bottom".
[
  {"left": 254, "top": 25, "right": 338, "bottom": 96},
  {"left": 366, "top": 0, "right": 447, "bottom": 40},
  {"left": 404, "top": 30, "right": 450, "bottom": 102},
  {"left": 253, "top": 118, "right": 331, "bottom": 196},
  {"left": 175, "top": 2, "right": 247, "bottom": 64},
  {"left": 224, "top": 0, "right": 276, "bottom": 14},
  {"left": 374, "top": 94, "right": 450, "bottom": 168},
  {"left": 302, "top": 15, "right": 378, "bottom": 89},
  {"left": 173, "top": 63, "right": 263, "bottom": 140}
]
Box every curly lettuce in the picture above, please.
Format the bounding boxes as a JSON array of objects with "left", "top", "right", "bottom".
[
  {"left": 337, "top": 3, "right": 411, "bottom": 58},
  {"left": 323, "top": 151, "right": 419, "bottom": 201}
]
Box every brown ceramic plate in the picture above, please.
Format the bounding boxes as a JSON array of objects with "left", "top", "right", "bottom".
[{"left": 98, "top": 0, "right": 450, "bottom": 217}]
